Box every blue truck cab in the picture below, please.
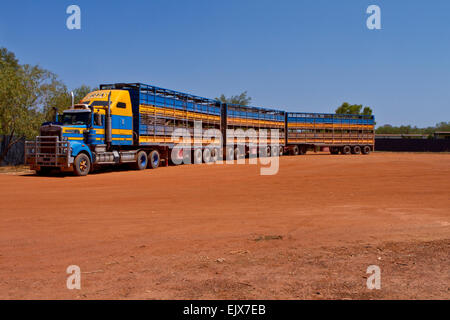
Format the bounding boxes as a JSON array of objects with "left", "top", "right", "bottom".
[{"left": 25, "top": 89, "right": 140, "bottom": 176}]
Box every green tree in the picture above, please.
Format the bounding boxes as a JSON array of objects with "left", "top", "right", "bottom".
[
  {"left": 0, "top": 47, "right": 95, "bottom": 164},
  {"left": 42, "top": 84, "right": 96, "bottom": 121},
  {"left": 0, "top": 51, "right": 49, "bottom": 164},
  {"left": 216, "top": 91, "right": 252, "bottom": 105},
  {"left": 335, "top": 102, "right": 373, "bottom": 115}
]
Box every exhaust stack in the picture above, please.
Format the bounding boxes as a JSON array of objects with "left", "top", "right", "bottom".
[
  {"left": 105, "top": 91, "right": 112, "bottom": 149},
  {"left": 71, "top": 91, "right": 74, "bottom": 109}
]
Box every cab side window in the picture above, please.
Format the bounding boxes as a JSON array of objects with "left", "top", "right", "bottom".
[{"left": 117, "top": 102, "right": 126, "bottom": 109}]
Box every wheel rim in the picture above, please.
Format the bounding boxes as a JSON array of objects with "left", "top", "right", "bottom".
[
  {"left": 79, "top": 160, "right": 87, "bottom": 171},
  {"left": 228, "top": 148, "right": 234, "bottom": 160},
  {"left": 152, "top": 154, "right": 159, "bottom": 166},
  {"left": 140, "top": 154, "right": 147, "bottom": 167},
  {"left": 195, "top": 149, "right": 202, "bottom": 162},
  {"left": 204, "top": 149, "right": 211, "bottom": 162}
]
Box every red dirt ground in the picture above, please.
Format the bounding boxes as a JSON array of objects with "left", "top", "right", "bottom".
[{"left": 0, "top": 152, "right": 448, "bottom": 299}]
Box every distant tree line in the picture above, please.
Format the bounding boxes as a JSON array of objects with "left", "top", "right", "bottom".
[
  {"left": 375, "top": 122, "right": 450, "bottom": 135},
  {"left": 334, "top": 102, "right": 449, "bottom": 135}
]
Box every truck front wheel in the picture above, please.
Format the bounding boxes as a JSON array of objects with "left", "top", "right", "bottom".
[{"left": 74, "top": 153, "right": 91, "bottom": 176}]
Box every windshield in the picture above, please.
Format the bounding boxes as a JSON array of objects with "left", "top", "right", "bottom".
[{"left": 62, "top": 112, "right": 91, "bottom": 126}]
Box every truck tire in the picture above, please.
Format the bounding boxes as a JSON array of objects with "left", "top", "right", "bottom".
[
  {"left": 235, "top": 147, "right": 244, "bottom": 160},
  {"left": 203, "top": 148, "right": 211, "bottom": 163},
  {"left": 134, "top": 150, "right": 148, "bottom": 170},
  {"left": 193, "top": 148, "right": 203, "bottom": 164},
  {"left": 271, "top": 146, "right": 278, "bottom": 157},
  {"left": 352, "top": 145, "right": 361, "bottom": 154},
  {"left": 342, "top": 145, "right": 352, "bottom": 155},
  {"left": 210, "top": 148, "right": 218, "bottom": 162},
  {"left": 362, "top": 145, "right": 371, "bottom": 155},
  {"left": 226, "top": 147, "right": 234, "bottom": 161},
  {"left": 74, "top": 153, "right": 91, "bottom": 176},
  {"left": 148, "top": 150, "right": 160, "bottom": 169},
  {"left": 169, "top": 148, "right": 184, "bottom": 165},
  {"left": 292, "top": 145, "right": 300, "bottom": 156},
  {"left": 183, "top": 150, "right": 191, "bottom": 164}
]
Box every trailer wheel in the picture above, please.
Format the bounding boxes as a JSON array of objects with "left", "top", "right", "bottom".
[
  {"left": 226, "top": 147, "right": 234, "bottom": 161},
  {"left": 341, "top": 145, "right": 352, "bottom": 155},
  {"left": 352, "top": 145, "right": 361, "bottom": 154},
  {"left": 203, "top": 148, "right": 212, "bottom": 163},
  {"left": 193, "top": 148, "right": 203, "bottom": 164},
  {"left": 74, "top": 153, "right": 91, "bottom": 176},
  {"left": 292, "top": 145, "right": 300, "bottom": 156},
  {"left": 272, "top": 146, "right": 281, "bottom": 157},
  {"left": 362, "top": 145, "right": 371, "bottom": 155},
  {"left": 183, "top": 149, "right": 191, "bottom": 164},
  {"left": 235, "top": 147, "right": 244, "bottom": 160},
  {"left": 148, "top": 150, "right": 160, "bottom": 169},
  {"left": 134, "top": 150, "right": 148, "bottom": 170},
  {"left": 210, "top": 148, "right": 218, "bottom": 162}
]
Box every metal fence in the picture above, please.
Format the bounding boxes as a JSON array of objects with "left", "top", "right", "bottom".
[
  {"left": 0, "top": 135, "right": 25, "bottom": 166},
  {"left": 375, "top": 138, "right": 450, "bottom": 152}
]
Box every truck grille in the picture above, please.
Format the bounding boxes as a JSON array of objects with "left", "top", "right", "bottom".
[{"left": 25, "top": 136, "right": 70, "bottom": 167}]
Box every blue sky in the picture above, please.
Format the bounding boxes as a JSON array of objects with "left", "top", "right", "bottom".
[{"left": 0, "top": 0, "right": 449, "bottom": 127}]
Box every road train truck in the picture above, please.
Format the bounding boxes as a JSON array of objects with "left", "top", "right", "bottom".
[{"left": 25, "top": 82, "right": 375, "bottom": 176}]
